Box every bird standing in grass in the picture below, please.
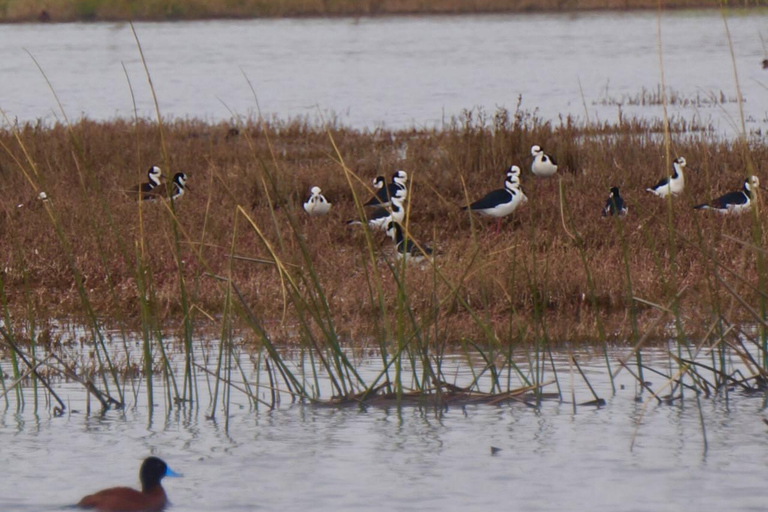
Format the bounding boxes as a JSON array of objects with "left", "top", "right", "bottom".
[
  {"left": 462, "top": 165, "right": 527, "bottom": 233},
  {"left": 303, "top": 186, "right": 332, "bottom": 216},
  {"left": 386, "top": 221, "right": 433, "bottom": 264},
  {"left": 646, "top": 156, "right": 687, "bottom": 198},
  {"left": 144, "top": 172, "right": 188, "bottom": 202},
  {"left": 348, "top": 187, "right": 406, "bottom": 231},
  {"left": 602, "top": 187, "right": 628, "bottom": 217},
  {"left": 694, "top": 175, "right": 760, "bottom": 215},
  {"left": 365, "top": 170, "right": 407, "bottom": 208},
  {"left": 127, "top": 166, "right": 164, "bottom": 198}
]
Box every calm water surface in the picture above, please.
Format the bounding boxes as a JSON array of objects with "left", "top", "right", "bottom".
[
  {"left": 0, "top": 12, "right": 766, "bottom": 135},
  {"left": 1, "top": 344, "right": 767, "bottom": 511}
]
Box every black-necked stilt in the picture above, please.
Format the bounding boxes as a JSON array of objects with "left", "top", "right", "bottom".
[
  {"left": 364, "top": 170, "right": 407, "bottom": 207},
  {"left": 386, "top": 221, "right": 433, "bottom": 263},
  {"left": 694, "top": 175, "right": 760, "bottom": 215},
  {"left": 349, "top": 188, "right": 406, "bottom": 231},
  {"left": 303, "top": 186, "right": 332, "bottom": 216},
  {"left": 531, "top": 145, "right": 558, "bottom": 178},
  {"left": 602, "top": 187, "right": 628, "bottom": 217},
  {"left": 128, "top": 166, "right": 164, "bottom": 197},
  {"left": 462, "top": 166, "right": 527, "bottom": 233},
  {"left": 646, "top": 157, "right": 687, "bottom": 198},
  {"left": 144, "top": 172, "right": 188, "bottom": 201}
]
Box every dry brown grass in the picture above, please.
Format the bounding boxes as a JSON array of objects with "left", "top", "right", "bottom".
[
  {"left": 2, "top": 0, "right": 766, "bottom": 23},
  {"left": 0, "top": 110, "right": 765, "bottom": 345}
]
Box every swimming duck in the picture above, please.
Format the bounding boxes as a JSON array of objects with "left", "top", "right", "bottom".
[{"left": 77, "top": 457, "right": 181, "bottom": 512}]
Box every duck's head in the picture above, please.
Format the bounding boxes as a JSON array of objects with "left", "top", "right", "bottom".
[
  {"left": 530, "top": 145, "right": 542, "bottom": 156},
  {"left": 139, "top": 457, "right": 181, "bottom": 493}
]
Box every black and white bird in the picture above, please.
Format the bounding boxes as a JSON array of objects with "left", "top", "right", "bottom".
[
  {"left": 144, "top": 172, "right": 188, "bottom": 201},
  {"left": 386, "top": 221, "right": 433, "bottom": 264},
  {"left": 364, "top": 170, "right": 408, "bottom": 207},
  {"left": 303, "top": 186, "right": 332, "bottom": 216},
  {"left": 462, "top": 166, "right": 527, "bottom": 233},
  {"left": 128, "top": 166, "right": 164, "bottom": 197},
  {"left": 694, "top": 175, "right": 760, "bottom": 215},
  {"left": 602, "top": 187, "right": 628, "bottom": 217},
  {"left": 646, "top": 156, "right": 687, "bottom": 198},
  {"left": 349, "top": 188, "right": 406, "bottom": 231},
  {"left": 531, "top": 145, "right": 558, "bottom": 178}
]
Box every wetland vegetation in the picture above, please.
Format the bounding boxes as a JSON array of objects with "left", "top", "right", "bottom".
[
  {"left": 1, "top": 104, "right": 766, "bottom": 414},
  {"left": 1, "top": 0, "right": 767, "bottom": 23}
]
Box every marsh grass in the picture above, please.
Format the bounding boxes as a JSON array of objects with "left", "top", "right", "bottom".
[
  {"left": 2, "top": 0, "right": 766, "bottom": 22},
  {"left": 595, "top": 85, "right": 742, "bottom": 108},
  {"left": 0, "top": 76, "right": 767, "bottom": 419}
]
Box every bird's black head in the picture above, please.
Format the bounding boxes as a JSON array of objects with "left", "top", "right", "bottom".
[
  {"left": 139, "top": 457, "right": 175, "bottom": 492},
  {"left": 610, "top": 186, "right": 620, "bottom": 196}
]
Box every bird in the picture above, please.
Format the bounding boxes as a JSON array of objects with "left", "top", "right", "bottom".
[
  {"left": 530, "top": 145, "right": 558, "bottom": 178},
  {"left": 386, "top": 221, "right": 433, "bottom": 263},
  {"left": 602, "top": 187, "right": 628, "bottom": 217},
  {"left": 303, "top": 186, "right": 332, "bottom": 216},
  {"left": 348, "top": 187, "right": 406, "bottom": 231},
  {"left": 646, "top": 156, "right": 687, "bottom": 198},
  {"left": 694, "top": 175, "right": 760, "bottom": 215},
  {"left": 143, "top": 173, "right": 188, "bottom": 202},
  {"left": 364, "top": 170, "right": 408, "bottom": 207},
  {"left": 462, "top": 166, "right": 528, "bottom": 233},
  {"left": 77, "top": 457, "right": 181, "bottom": 512},
  {"left": 127, "top": 166, "right": 164, "bottom": 198}
]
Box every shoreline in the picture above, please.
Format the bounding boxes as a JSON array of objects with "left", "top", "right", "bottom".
[{"left": 3, "top": 1, "right": 766, "bottom": 24}]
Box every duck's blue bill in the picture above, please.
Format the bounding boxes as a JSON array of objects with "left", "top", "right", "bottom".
[{"left": 165, "top": 467, "right": 183, "bottom": 478}]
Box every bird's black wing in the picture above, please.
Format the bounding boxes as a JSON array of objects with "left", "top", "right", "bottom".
[
  {"left": 649, "top": 176, "right": 669, "bottom": 190},
  {"left": 465, "top": 188, "right": 512, "bottom": 211},
  {"left": 364, "top": 186, "right": 392, "bottom": 207},
  {"left": 711, "top": 191, "right": 747, "bottom": 209}
]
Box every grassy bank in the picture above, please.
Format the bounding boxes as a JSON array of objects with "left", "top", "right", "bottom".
[
  {"left": 2, "top": 0, "right": 767, "bottom": 23},
  {"left": 0, "top": 110, "right": 765, "bottom": 348}
]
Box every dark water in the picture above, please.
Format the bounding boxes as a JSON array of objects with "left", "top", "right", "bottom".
[
  {"left": 1, "top": 342, "right": 767, "bottom": 512},
  {"left": 0, "top": 12, "right": 766, "bottom": 136}
]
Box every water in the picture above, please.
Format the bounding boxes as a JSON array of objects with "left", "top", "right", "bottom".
[
  {"left": 0, "top": 12, "right": 766, "bottom": 136},
  {"left": 1, "top": 342, "right": 767, "bottom": 511}
]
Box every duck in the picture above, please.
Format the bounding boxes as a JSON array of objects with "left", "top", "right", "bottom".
[
  {"left": 128, "top": 166, "right": 164, "bottom": 198},
  {"left": 530, "top": 145, "right": 558, "bottom": 178},
  {"left": 602, "top": 186, "right": 628, "bottom": 217},
  {"left": 303, "top": 186, "right": 332, "bottom": 216},
  {"left": 694, "top": 175, "right": 760, "bottom": 215},
  {"left": 364, "top": 170, "right": 407, "bottom": 207},
  {"left": 143, "top": 173, "right": 188, "bottom": 202},
  {"left": 462, "top": 166, "right": 527, "bottom": 233},
  {"left": 646, "top": 156, "right": 687, "bottom": 198},
  {"left": 386, "top": 221, "right": 433, "bottom": 263},
  {"left": 77, "top": 457, "right": 181, "bottom": 512}
]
